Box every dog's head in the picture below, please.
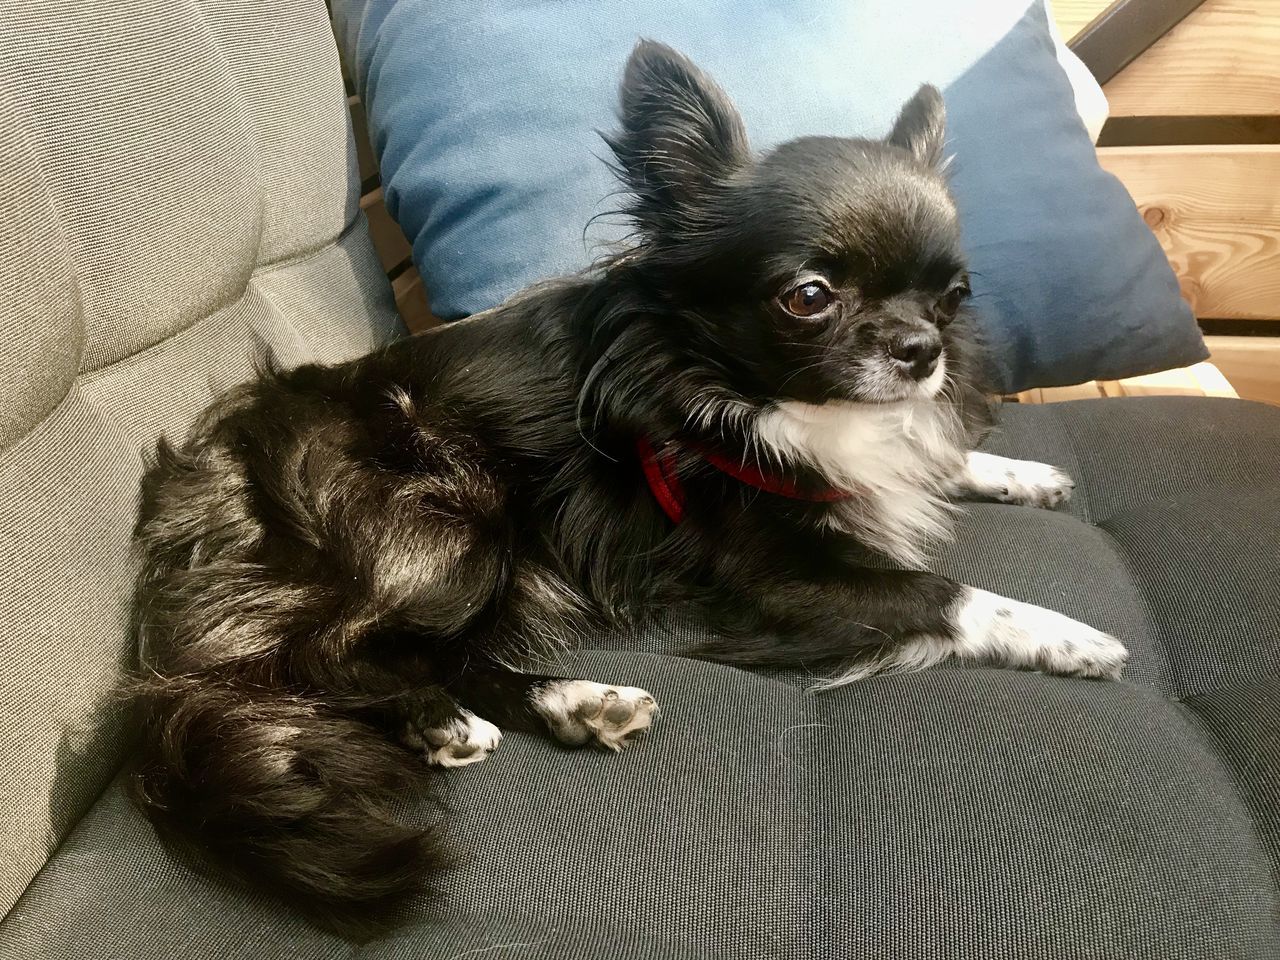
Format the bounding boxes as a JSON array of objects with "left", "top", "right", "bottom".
[{"left": 605, "top": 41, "right": 972, "bottom": 406}]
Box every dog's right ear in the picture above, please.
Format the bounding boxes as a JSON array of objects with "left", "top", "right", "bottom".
[
  {"left": 886, "top": 84, "right": 947, "bottom": 167},
  {"left": 605, "top": 41, "right": 748, "bottom": 233}
]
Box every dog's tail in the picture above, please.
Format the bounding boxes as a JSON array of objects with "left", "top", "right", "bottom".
[
  {"left": 127, "top": 431, "right": 445, "bottom": 939},
  {"left": 130, "top": 674, "right": 443, "bottom": 938}
]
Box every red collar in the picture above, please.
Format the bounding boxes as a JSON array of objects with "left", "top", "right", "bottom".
[{"left": 636, "top": 437, "right": 853, "bottom": 524}]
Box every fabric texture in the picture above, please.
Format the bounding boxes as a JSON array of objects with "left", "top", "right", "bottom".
[
  {"left": 3, "top": 399, "right": 1279, "bottom": 959},
  {"left": 332, "top": 0, "right": 1206, "bottom": 393},
  {"left": 0, "top": 0, "right": 404, "bottom": 918},
  {"left": 1, "top": 0, "right": 1275, "bottom": 955}
]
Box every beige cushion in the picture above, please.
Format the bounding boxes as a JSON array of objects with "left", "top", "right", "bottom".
[{"left": 0, "top": 0, "right": 402, "bottom": 914}]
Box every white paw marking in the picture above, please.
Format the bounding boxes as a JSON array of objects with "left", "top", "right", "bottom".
[
  {"left": 963, "top": 452, "right": 1074, "bottom": 508},
  {"left": 819, "top": 587, "right": 1127, "bottom": 689},
  {"left": 532, "top": 681, "right": 658, "bottom": 751},
  {"left": 404, "top": 711, "right": 503, "bottom": 768},
  {"left": 953, "top": 588, "right": 1128, "bottom": 679}
]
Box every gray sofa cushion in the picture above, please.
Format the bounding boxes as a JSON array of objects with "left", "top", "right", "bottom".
[
  {"left": 0, "top": 0, "right": 403, "bottom": 916},
  {"left": 3, "top": 399, "right": 1277, "bottom": 959}
]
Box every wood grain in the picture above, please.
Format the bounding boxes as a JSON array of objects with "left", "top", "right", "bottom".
[
  {"left": 1099, "top": 0, "right": 1280, "bottom": 116},
  {"left": 1055, "top": 0, "right": 1280, "bottom": 117},
  {"left": 1053, "top": 0, "right": 1113, "bottom": 40},
  {"left": 1206, "top": 335, "right": 1280, "bottom": 404},
  {"left": 1096, "top": 145, "right": 1280, "bottom": 320}
]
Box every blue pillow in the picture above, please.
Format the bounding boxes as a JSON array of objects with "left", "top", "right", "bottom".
[{"left": 333, "top": 0, "right": 1206, "bottom": 393}]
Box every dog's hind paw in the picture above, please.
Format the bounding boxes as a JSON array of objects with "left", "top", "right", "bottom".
[
  {"left": 532, "top": 680, "right": 658, "bottom": 751},
  {"left": 403, "top": 711, "right": 503, "bottom": 768}
]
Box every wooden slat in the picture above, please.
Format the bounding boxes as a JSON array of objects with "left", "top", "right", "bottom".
[
  {"left": 1098, "top": 116, "right": 1280, "bottom": 147},
  {"left": 393, "top": 267, "right": 439, "bottom": 334},
  {"left": 1098, "top": 0, "right": 1280, "bottom": 116},
  {"left": 1112, "top": 362, "right": 1239, "bottom": 397},
  {"left": 1015, "top": 381, "right": 1104, "bottom": 403},
  {"left": 1069, "top": 0, "right": 1207, "bottom": 86},
  {"left": 1183, "top": 360, "right": 1239, "bottom": 397},
  {"left": 1056, "top": 0, "right": 1280, "bottom": 116},
  {"left": 359, "top": 187, "right": 413, "bottom": 274},
  {"left": 1053, "top": 0, "right": 1113, "bottom": 40},
  {"left": 1206, "top": 335, "right": 1280, "bottom": 404},
  {"left": 1096, "top": 145, "right": 1280, "bottom": 320},
  {"left": 1016, "top": 362, "right": 1239, "bottom": 403}
]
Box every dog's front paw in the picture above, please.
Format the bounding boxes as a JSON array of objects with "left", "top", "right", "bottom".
[
  {"left": 957, "top": 589, "right": 1128, "bottom": 680},
  {"left": 403, "top": 711, "right": 503, "bottom": 768},
  {"left": 999, "top": 460, "right": 1075, "bottom": 509},
  {"left": 533, "top": 680, "right": 658, "bottom": 751},
  {"left": 966, "top": 453, "right": 1074, "bottom": 509}
]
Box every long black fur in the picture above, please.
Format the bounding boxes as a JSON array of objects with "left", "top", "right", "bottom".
[{"left": 129, "top": 42, "right": 993, "bottom": 936}]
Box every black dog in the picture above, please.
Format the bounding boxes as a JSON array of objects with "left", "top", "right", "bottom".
[{"left": 129, "top": 41, "right": 1127, "bottom": 935}]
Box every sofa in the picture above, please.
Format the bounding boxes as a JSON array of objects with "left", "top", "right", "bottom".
[{"left": 1, "top": 1, "right": 1276, "bottom": 957}]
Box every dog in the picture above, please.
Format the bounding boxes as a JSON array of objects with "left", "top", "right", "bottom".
[{"left": 128, "top": 41, "right": 1128, "bottom": 936}]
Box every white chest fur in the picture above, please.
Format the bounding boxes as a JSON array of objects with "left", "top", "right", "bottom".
[{"left": 753, "top": 399, "right": 966, "bottom": 567}]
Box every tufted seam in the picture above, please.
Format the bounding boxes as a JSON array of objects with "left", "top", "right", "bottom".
[
  {"left": 76, "top": 214, "right": 364, "bottom": 390},
  {"left": 193, "top": 0, "right": 268, "bottom": 319},
  {"left": 251, "top": 204, "right": 362, "bottom": 278},
  {"left": 0, "top": 79, "right": 89, "bottom": 456},
  {"left": 52, "top": 0, "right": 359, "bottom": 377},
  {"left": 1087, "top": 517, "right": 1176, "bottom": 696},
  {"left": 1095, "top": 484, "right": 1280, "bottom": 702},
  {"left": 1038, "top": 401, "right": 1098, "bottom": 524},
  {"left": 1176, "top": 672, "right": 1280, "bottom": 707},
  {"left": 1174, "top": 690, "right": 1280, "bottom": 904},
  {"left": 10, "top": 0, "right": 267, "bottom": 377},
  {"left": 194, "top": 0, "right": 361, "bottom": 277},
  {"left": 2, "top": 218, "right": 366, "bottom": 467},
  {"left": 1033, "top": 400, "right": 1254, "bottom": 700},
  {"left": 1051, "top": 397, "right": 1280, "bottom": 527}
]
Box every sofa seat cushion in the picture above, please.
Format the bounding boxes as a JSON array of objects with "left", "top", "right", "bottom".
[{"left": 2, "top": 398, "right": 1277, "bottom": 959}]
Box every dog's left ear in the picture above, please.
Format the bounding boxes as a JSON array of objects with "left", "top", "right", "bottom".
[
  {"left": 606, "top": 40, "right": 748, "bottom": 232},
  {"left": 887, "top": 84, "right": 946, "bottom": 167}
]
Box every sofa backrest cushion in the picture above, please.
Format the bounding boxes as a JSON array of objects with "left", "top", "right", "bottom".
[
  {"left": 336, "top": 0, "right": 1207, "bottom": 393},
  {"left": 0, "top": 0, "right": 402, "bottom": 914}
]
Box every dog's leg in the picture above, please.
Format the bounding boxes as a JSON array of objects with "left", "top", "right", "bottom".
[
  {"left": 392, "top": 687, "right": 503, "bottom": 768},
  {"left": 948, "top": 451, "right": 1075, "bottom": 508},
  {"left": 448, "top": 669, "right": 658, "bottom": 752},
  {"left": 700, "top": 569, "right": 1127, "bottom": 687}
]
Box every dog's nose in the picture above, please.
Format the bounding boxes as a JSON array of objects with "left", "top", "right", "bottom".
[{"left": 887, "top": 332, "right": 943, "bottom": 379}]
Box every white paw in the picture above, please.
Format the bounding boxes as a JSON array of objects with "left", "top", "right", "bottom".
[
  {"left": 955, "top": 588, "right": 1128, "bottom": 679},
  {"left": 403, "top": 711, "right": 503, "bottom": 768},
  {"left": 533, "top": 680, "right": 658, "bottom": 751},
  {"left": 966, "top": 452, "right": 1074, "bottom": 508}
]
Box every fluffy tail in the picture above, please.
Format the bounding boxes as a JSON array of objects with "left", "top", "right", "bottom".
[
  {"left": 128, "top": 407, "right": 457, "bottom": 937},
  {"left": 130, "top": 677, "right": 445, "bottom": 938}
]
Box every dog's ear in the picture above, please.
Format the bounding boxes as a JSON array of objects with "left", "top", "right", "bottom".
[
  {"left": 605, "top": 40, "right": 748, "bottom": 231},
  {"left": 887, "top": 84, "right": 946, "bottom": 167}
]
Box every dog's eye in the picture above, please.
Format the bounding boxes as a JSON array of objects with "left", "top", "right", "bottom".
[
  {"left": 936, "top": 281, "right": 970, "bottom": 324},
  {"left": 781, "top": 281, "right": 834, "bottom": 319}
]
